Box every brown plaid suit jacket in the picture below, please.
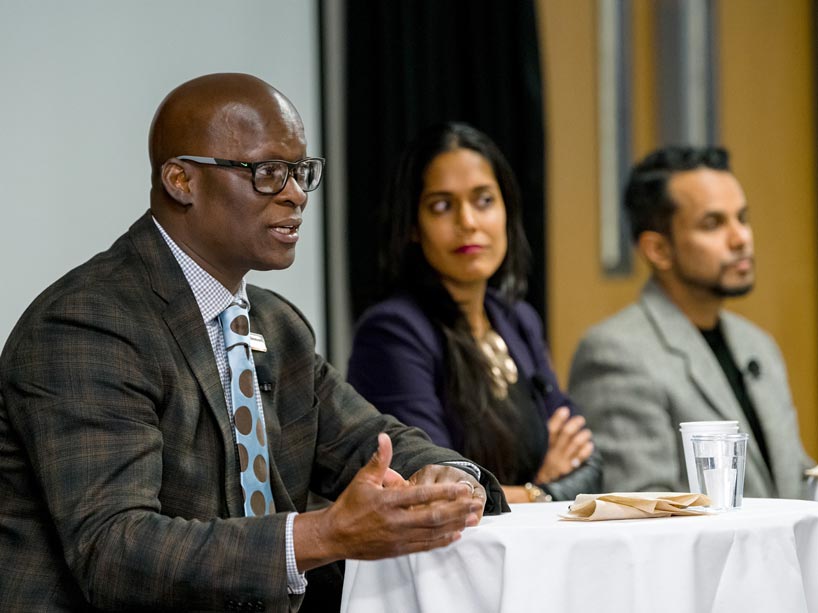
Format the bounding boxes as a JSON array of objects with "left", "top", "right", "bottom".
[{"left": 0, "top": 212, "right": 499, "bottom": 612}]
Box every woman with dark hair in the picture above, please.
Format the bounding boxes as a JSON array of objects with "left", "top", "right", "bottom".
[{"left": 347, "top": 122, "right": 602, "bottom": 502}]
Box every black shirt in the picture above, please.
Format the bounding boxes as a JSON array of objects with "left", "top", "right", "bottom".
[{"left": 700, "top": 322, "right": 773, "bottom": 473}]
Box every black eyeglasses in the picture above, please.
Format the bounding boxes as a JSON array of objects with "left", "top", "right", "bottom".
[{"left": 176, "top": 155, "right": 325, "bottom": 195}]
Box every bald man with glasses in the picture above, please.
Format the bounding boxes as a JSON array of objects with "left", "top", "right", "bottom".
[{"left": 0, "top": 73, "right": 506, "bottom": 612}]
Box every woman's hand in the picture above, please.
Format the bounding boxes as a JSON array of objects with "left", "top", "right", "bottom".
[{"left": 535, "top": 407, "right": 594, "bottom": 484}]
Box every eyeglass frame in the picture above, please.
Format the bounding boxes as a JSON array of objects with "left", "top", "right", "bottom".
[{"left": 175, "top": 155, "right": 325, "bottom": 195}]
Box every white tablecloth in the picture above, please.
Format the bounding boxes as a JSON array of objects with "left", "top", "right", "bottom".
[{"left": 341, "top": 498, "right": 818, "bottom": 613}]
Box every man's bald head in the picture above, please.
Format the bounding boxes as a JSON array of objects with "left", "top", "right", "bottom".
[
  {"left": 147, "top": 74, "right": 312, "bottom": 290},
  {"left": 149, "top": 73, "right": 303, "bottom": 187}
]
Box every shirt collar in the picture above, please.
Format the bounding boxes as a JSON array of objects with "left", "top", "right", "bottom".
[{"left": 152, "top": 217, "right": 249, "bottom": 323}]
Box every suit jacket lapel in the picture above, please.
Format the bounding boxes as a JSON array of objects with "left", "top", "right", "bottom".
[
  {"left": 640, "top": 279, "right": 743, "bottom": 422},
  {"left": 127, "top": 213, "right": 244, "bottom": 515}
]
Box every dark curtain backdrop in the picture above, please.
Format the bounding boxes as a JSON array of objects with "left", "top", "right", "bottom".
[{"left": 344, "top": 0, "right": 547, "bottom": 324}]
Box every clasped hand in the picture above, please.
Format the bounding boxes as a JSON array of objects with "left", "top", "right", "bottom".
[
  {"left": 535, "top": 406, "right": 594, "bottom": 484},
  {"left": 295, "top": 433, "right": 485, "bottom": 570}
]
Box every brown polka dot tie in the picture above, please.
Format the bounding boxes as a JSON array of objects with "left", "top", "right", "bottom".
[{"left": 219, "top": 301, "right": 274, "bottom": 517}]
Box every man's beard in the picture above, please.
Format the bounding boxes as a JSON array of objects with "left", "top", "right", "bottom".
[
  {"left": 710, "top": 282, "right": 754, "bottom": 298},
  {"left": 675, "top": 259, "right": 755, "bottom": 299}
]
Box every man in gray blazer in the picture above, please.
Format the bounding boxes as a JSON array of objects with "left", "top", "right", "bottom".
[
  {"left": 0, "top": 73, "right": 503, "bottom": 612},
  {"left": 568, "top": 145, "right": 814, "bottom": 499}
]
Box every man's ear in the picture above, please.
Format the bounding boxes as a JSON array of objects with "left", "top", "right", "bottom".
[
  {"left": 638, "top": 230, "right": 673, "bottom": 271},
  {"left": 161, "top": 159, "right": 195, "bottom": 205}
]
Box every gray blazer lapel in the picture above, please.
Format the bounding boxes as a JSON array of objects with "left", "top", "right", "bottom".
[
  {"left": 640, "top": 280, "right": 743, "bottom": 422},
  {"left": 128, "top": 213, "right": 244, "bottom": 514}
]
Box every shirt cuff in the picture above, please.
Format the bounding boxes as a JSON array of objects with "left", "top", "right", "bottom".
[
  {"left": 439, "top": 460, "right": 481, "bottom": 482},
  {"left": 286, "top": 512, "right": 308, "bottom": 595}
]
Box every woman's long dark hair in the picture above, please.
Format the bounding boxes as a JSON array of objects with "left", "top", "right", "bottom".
[{"left": 376, "top": 122, "right": 532, "bottom": 482}]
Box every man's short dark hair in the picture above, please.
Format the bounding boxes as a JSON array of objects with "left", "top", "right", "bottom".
[{"left": 625, "top": 145, "right": 730, "bottom": 242}]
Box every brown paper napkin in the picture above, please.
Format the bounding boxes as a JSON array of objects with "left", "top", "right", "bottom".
[{"left": 560, "top": 492, "right": 712, "bottom": 521}]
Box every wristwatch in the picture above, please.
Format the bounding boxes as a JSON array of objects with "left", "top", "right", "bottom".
[{"left": 524, "top": 482, "right": 553, "bottom": 503}]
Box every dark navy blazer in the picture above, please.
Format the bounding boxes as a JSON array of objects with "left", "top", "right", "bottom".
[{"left": 348, "top": 290, "right": 602, "bottom": 500}]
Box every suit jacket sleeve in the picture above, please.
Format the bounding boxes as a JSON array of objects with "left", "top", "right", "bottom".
[
  {"left": 308, "top": 351, "right": 482, "bottom": 498},
  {"left": 568, "top": 330, "right": 682, "bottom": 493}
]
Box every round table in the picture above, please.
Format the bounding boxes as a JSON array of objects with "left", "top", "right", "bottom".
[{"left": 341, "top": 498, "right": 818, "bottom": 613}]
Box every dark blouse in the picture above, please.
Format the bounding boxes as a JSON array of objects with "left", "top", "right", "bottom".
[{"left": 503, "top": 377, "right": 549, "bottom": 484}]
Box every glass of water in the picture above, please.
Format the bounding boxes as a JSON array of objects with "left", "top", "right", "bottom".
[{"left": 691, "top": 433, "right": 749, "bottom": 511}]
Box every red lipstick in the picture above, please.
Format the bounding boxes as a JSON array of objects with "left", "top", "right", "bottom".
[{"left": 455, "top": 245, "right": 484, "bottom": 255}]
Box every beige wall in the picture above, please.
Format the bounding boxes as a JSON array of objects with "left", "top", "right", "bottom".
[{"left": 537, "top": 0, "right": 818, "bottom": 458}]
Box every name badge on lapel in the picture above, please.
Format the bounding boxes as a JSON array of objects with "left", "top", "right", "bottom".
[{"left": 249, "top": 332, "right": 268, "bottom": 353}]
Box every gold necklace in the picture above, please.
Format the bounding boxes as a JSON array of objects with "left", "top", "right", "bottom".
[{"left": 478, "top": 327, "right": 519, "bottom": 399}]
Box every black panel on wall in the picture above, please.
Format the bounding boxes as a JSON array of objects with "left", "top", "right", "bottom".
[{"left": 344, "top": 0, "right": 547, "bottom": 326}]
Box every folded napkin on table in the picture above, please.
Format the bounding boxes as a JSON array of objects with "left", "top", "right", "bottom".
[
  {"left": 561, "top": 492, "right": 711, "bottom": 521},
  {"left": 805, "top": 466, "right": 818, "bottom": 477}
]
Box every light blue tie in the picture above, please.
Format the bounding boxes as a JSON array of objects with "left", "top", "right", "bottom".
[{"left": 219, "top": 301, "right": 274, "bottom": 517}]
